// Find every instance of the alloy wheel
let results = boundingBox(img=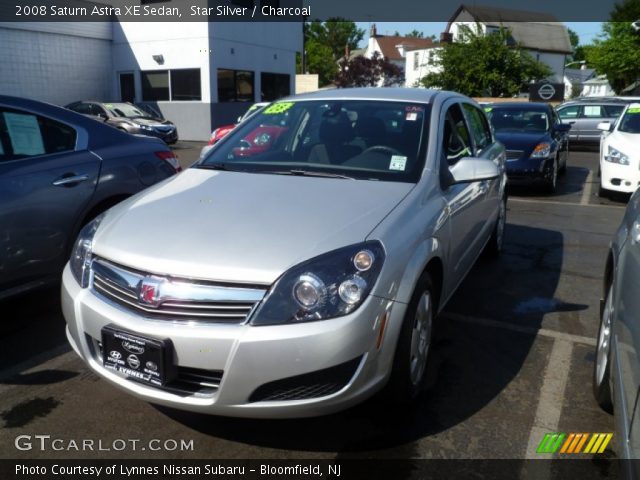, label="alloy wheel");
[409,291,432,386]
